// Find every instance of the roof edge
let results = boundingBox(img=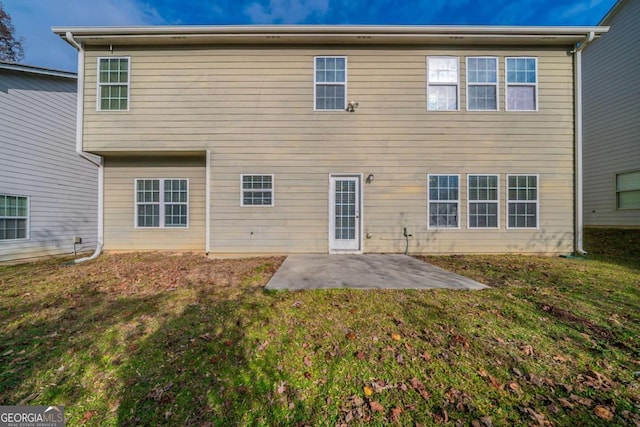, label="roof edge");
[0,61,76,79]
[51,24,609,37]
[599,0,629,25]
